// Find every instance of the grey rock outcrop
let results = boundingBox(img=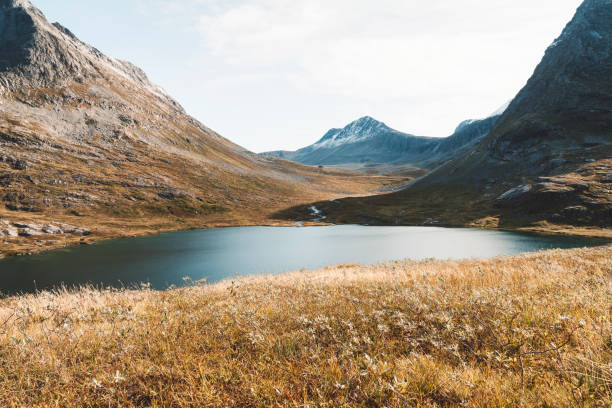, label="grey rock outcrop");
[0,219,90,237]
[0,219,18,236]
[42,224,62,234]
[18,227,41,237]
